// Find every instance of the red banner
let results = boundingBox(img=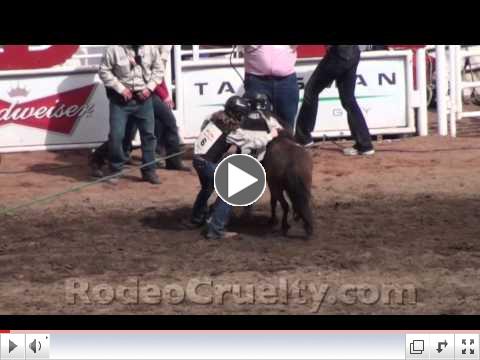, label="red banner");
[297,45,328,58]
[0,45,80,70]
